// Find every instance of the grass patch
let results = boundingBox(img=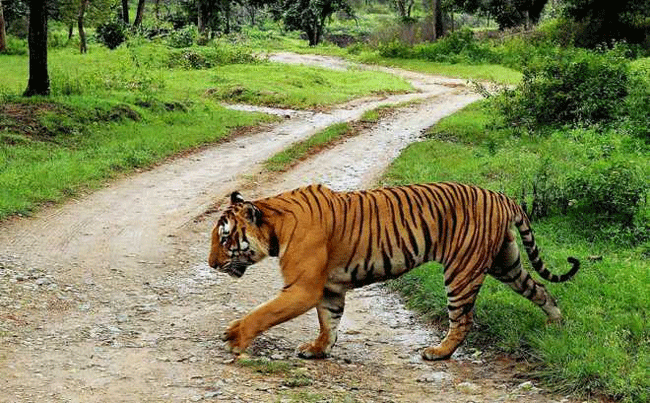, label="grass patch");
[202,63,411,109]
[264,122,352,172]
[353,54,522,85]
[238,358,314,389]
[238,357,294,375]
[0,98,272,220]
[0,41,413,220]
[383,100,649,402]
[264,104,398,173]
